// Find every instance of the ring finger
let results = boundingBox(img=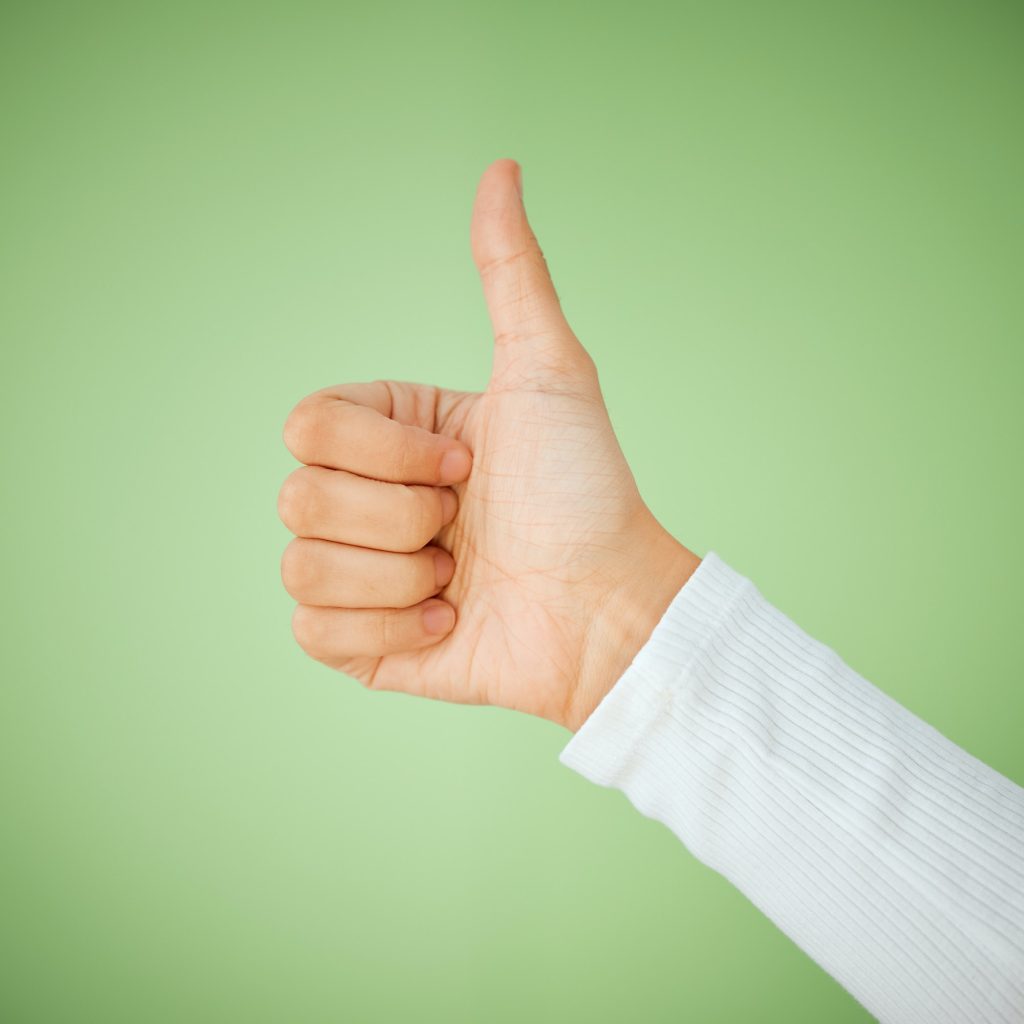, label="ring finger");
[281,537,455,608]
